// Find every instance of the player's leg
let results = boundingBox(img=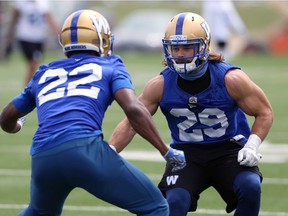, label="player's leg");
[109,161,169,216]
[233,171,261,216]
[26,58,39,84]
[210,142,262,215]
[72,137,169,216]
[166,188,191,216]
[18,40,43,84]
[158,160,209,216]
[17,150,74,216]
[26,42,43,84]
[159,143,217,216]
[217,40,231,61]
